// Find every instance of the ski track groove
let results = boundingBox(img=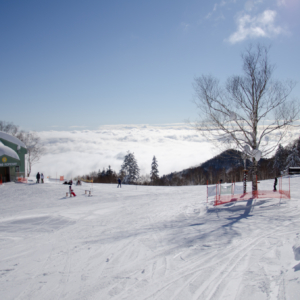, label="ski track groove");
[10,201,109,300]
[55,235,72,300]
[138,220,297,300]
[191,226,296,300]
[14,240,56,300]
